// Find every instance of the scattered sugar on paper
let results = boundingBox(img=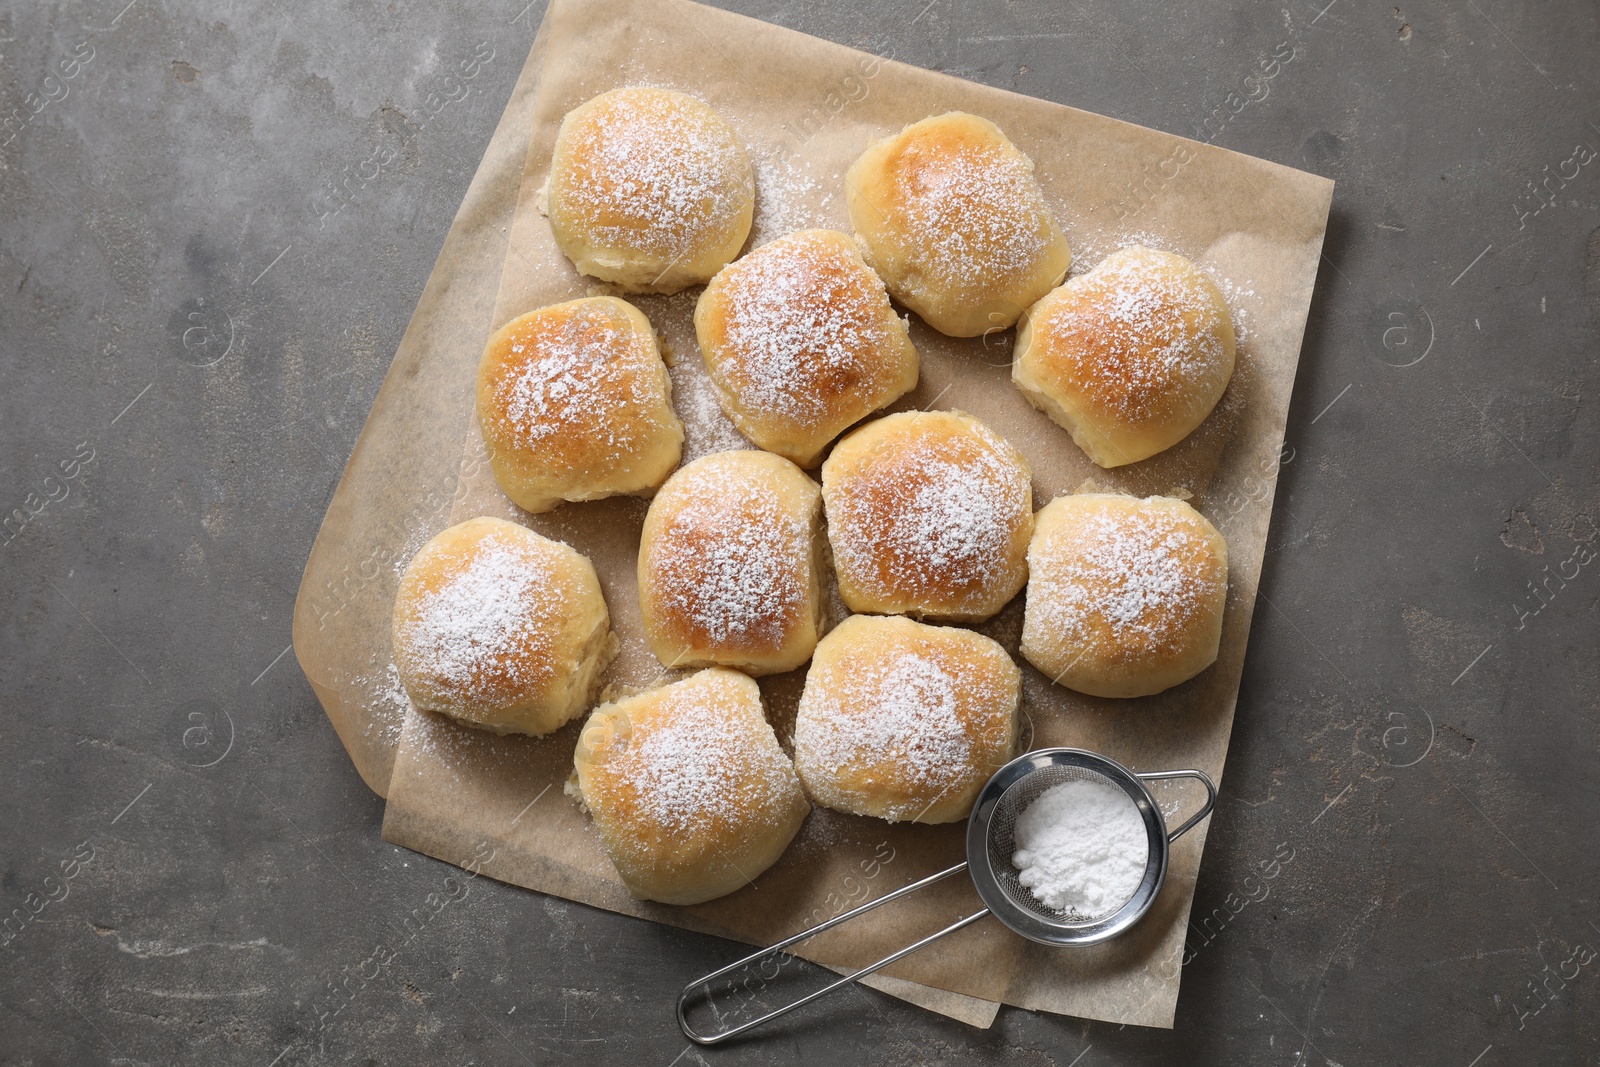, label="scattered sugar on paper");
[358,661,413,748]
[403,705,534,783]
[1209,271,1254,345]
[670,359,752,461]
[1011,777,1148,918]
[752,151,824,242]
